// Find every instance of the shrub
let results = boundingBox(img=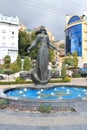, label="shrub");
[0,69,4,74]
[3,55,11,69]
[10,63,20,73]
[72,73,81,78]
[3,69,14,75]
[38,104,53,113]
[62,77,71,82]
[15,77,25,83]
[0,99,9,109]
